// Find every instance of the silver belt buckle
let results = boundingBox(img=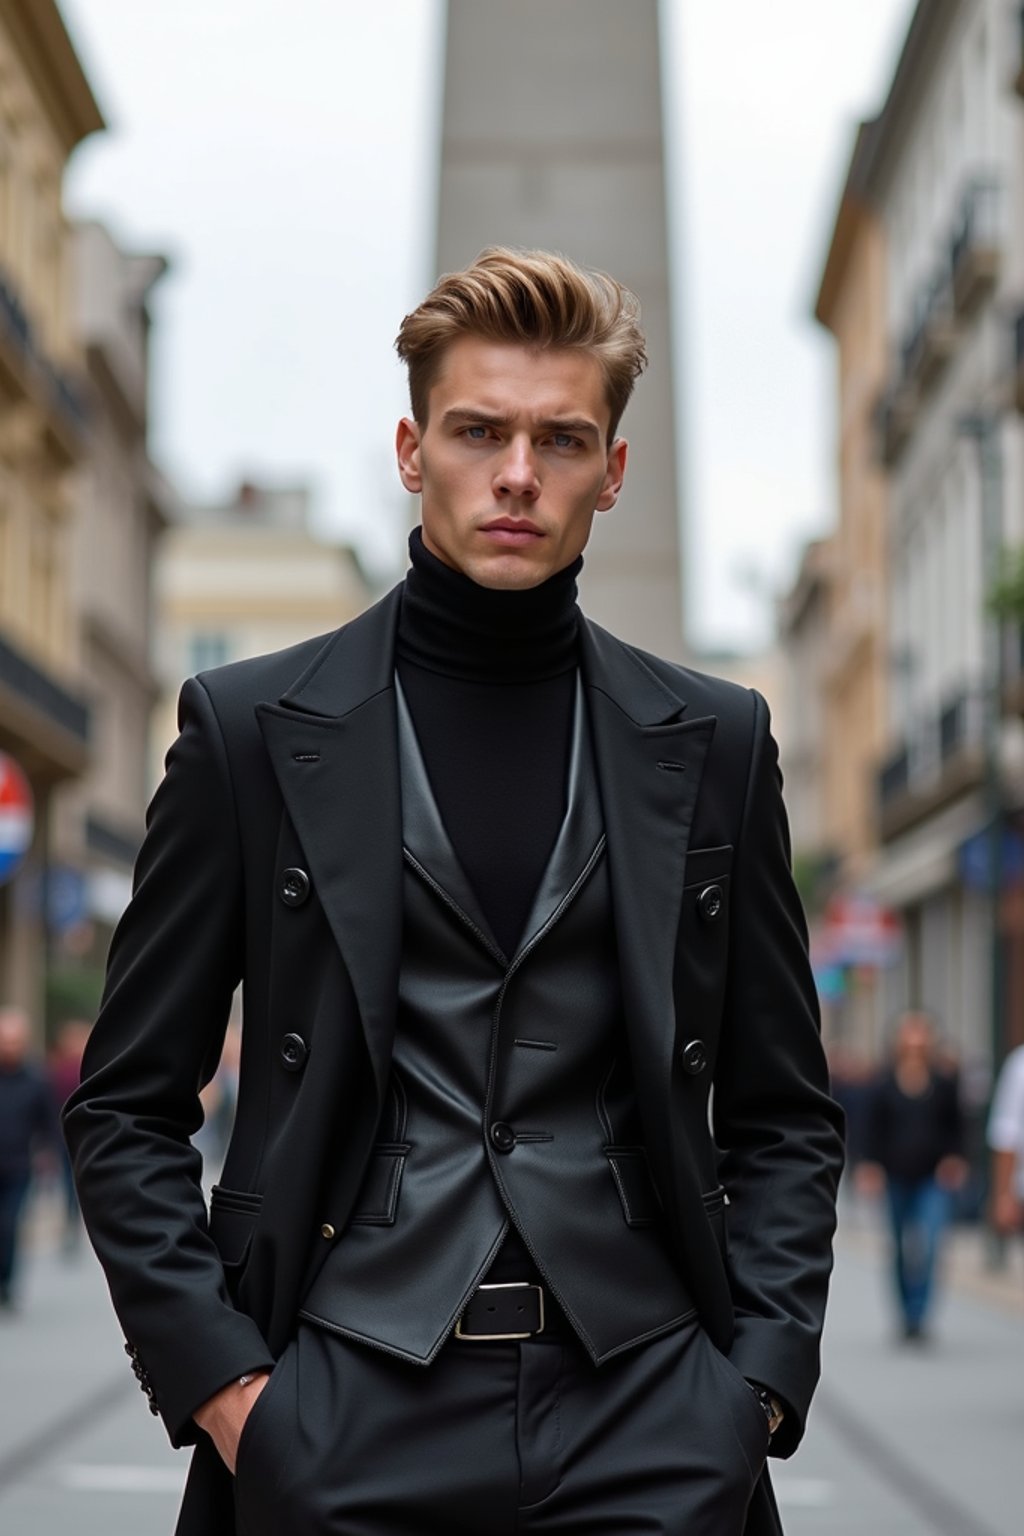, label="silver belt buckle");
[454,1281,545,1341]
